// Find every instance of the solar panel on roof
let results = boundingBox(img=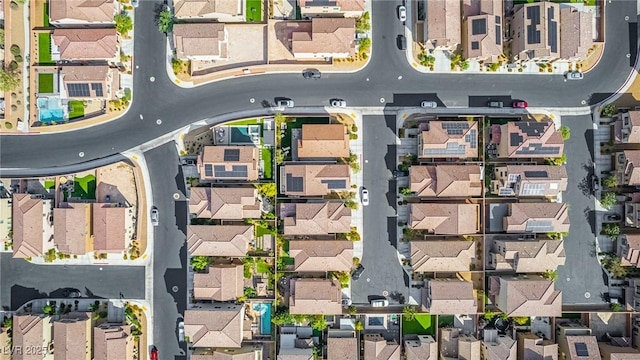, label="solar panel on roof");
[499,188,514,196]
[91,83,103,97]
[471,41,480,50]
[526,6,541,45]
[465,129,477,148]
[525,220,554,232]
[514,144,561,156]
[471,18,486,35]
[223,148,241,162]
[424,143,467,156]
[495,25,501,45]
[67,83,90,97]
[517,122,549,137]
[320,180,346,190]
[213,164,248,178]
[524,171,548,178]
[574,343,589,357]
[521,183,546,196]
[548,6,558,53]
[204,164,213,177]
[286,173,304,192]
